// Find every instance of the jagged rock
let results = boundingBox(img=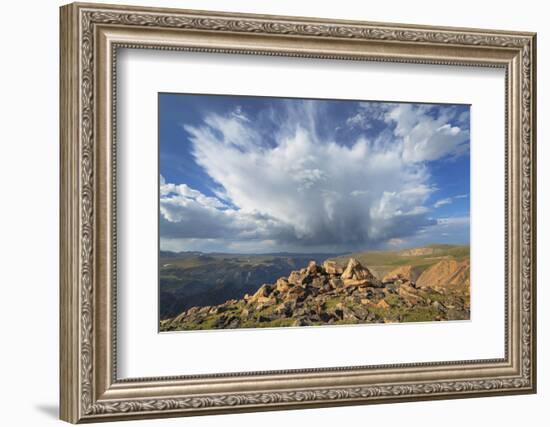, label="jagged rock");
[275,277,290,292]
[323,260,343,275]
[274,303,291,317]
[432,301,447,312]
[209,306,229,315]
[376,299,390,309]
[224,316,240,328]
[248,284,273,303]
[398,284,423,305]
[287,270,304,285]
[306,260,322,275]
[341,258,382,287]
[366,312,378,322]
[342,278,371,288]
[352,306,369,321]
[306,287,320,298]
[329,277,344,288]
[309,276,327,288]
[319,311,332,322]
[283,286,306,302]
[214,316,227,328]
[343,307,359,321]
